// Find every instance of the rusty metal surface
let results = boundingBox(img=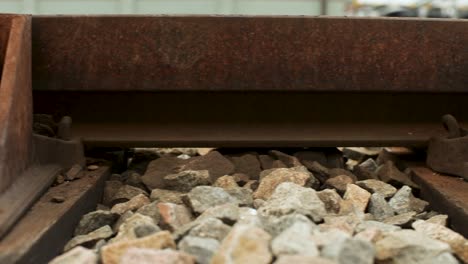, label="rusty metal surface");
[32,16,468,92]
[0,15,32,193]
[0,165,110,264]
[410,166,468,237]
[33,91,468,147]
[427,115,468,180]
